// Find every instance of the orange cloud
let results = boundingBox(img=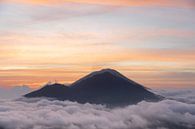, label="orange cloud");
[4,0,195,8]
[0,66,194,88]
